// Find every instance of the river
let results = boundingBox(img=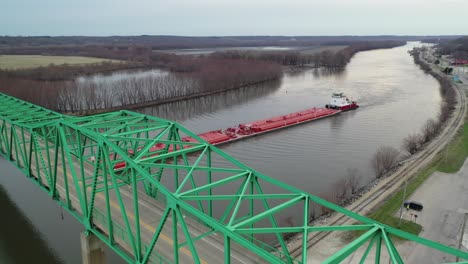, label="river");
[0,42,440,263]
[139,42,441,196]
